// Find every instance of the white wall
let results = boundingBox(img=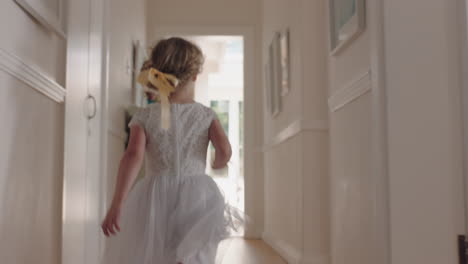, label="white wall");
[146,0,265,238]
[146,0,260,34]
[327,1,466,263]
[262,1,302,257]
[105,0,147,206]
[327,4,375,264]
[0,1,66,264]
[0,2,66,85]
[262,0,329,263]
[384,0,465,263]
